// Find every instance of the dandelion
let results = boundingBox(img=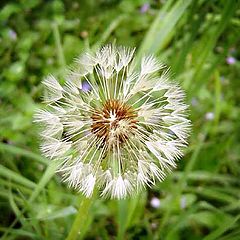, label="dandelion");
[34,44,191,199]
